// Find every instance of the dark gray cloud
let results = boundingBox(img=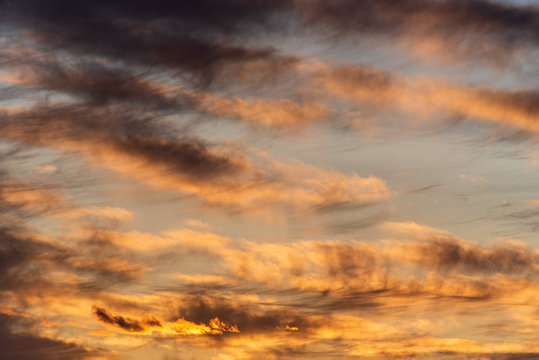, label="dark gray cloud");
[1,0,536,80]
[2,103,246,182]
[412,236,539,275]
[298,0,539,63]
[0,229,55,292]
[17,60,191,110]
[0,314,97,360]
[0,224,147,299]
[318,243,380,280]
[175,295,319,335]
[92,306,148,333]
[0,0,296,87]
